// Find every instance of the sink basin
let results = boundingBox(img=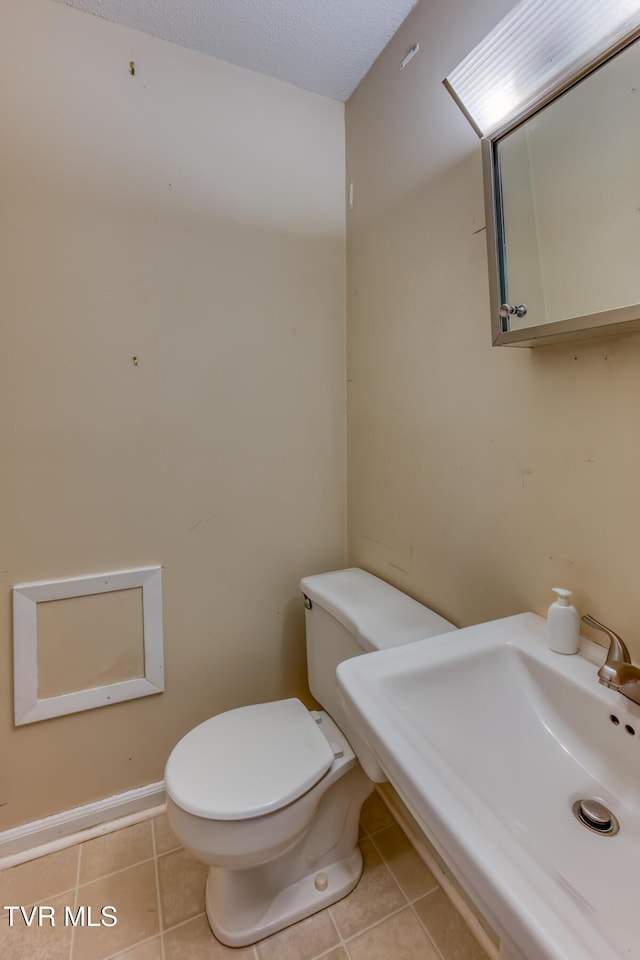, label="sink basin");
[337,613,640,960]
